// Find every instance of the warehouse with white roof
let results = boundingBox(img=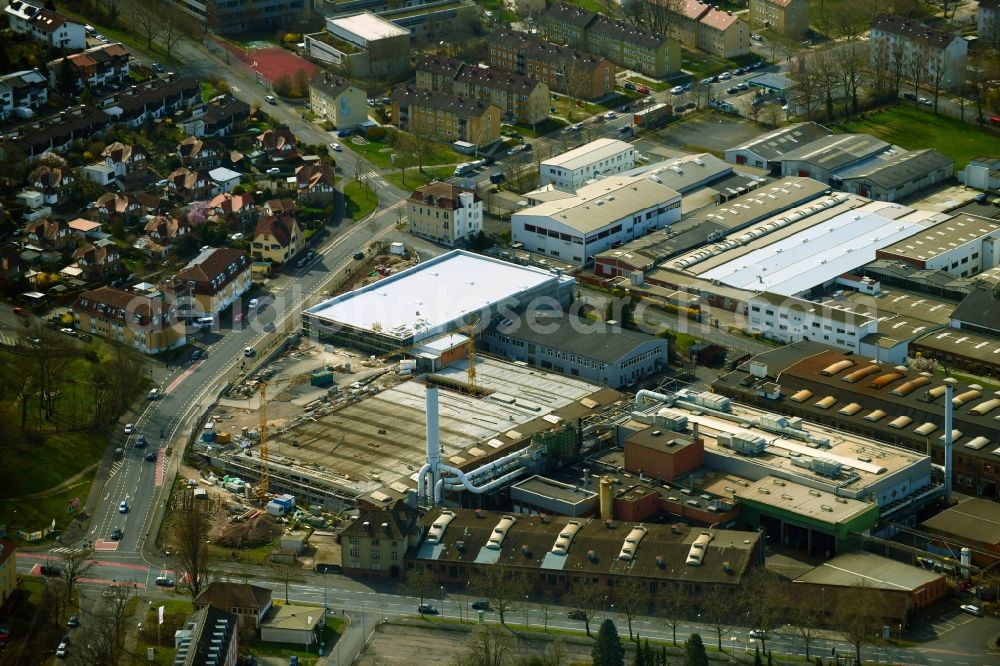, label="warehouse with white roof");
[302,250,574,354]
[512,174,681,266]
[539,138,635,191]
